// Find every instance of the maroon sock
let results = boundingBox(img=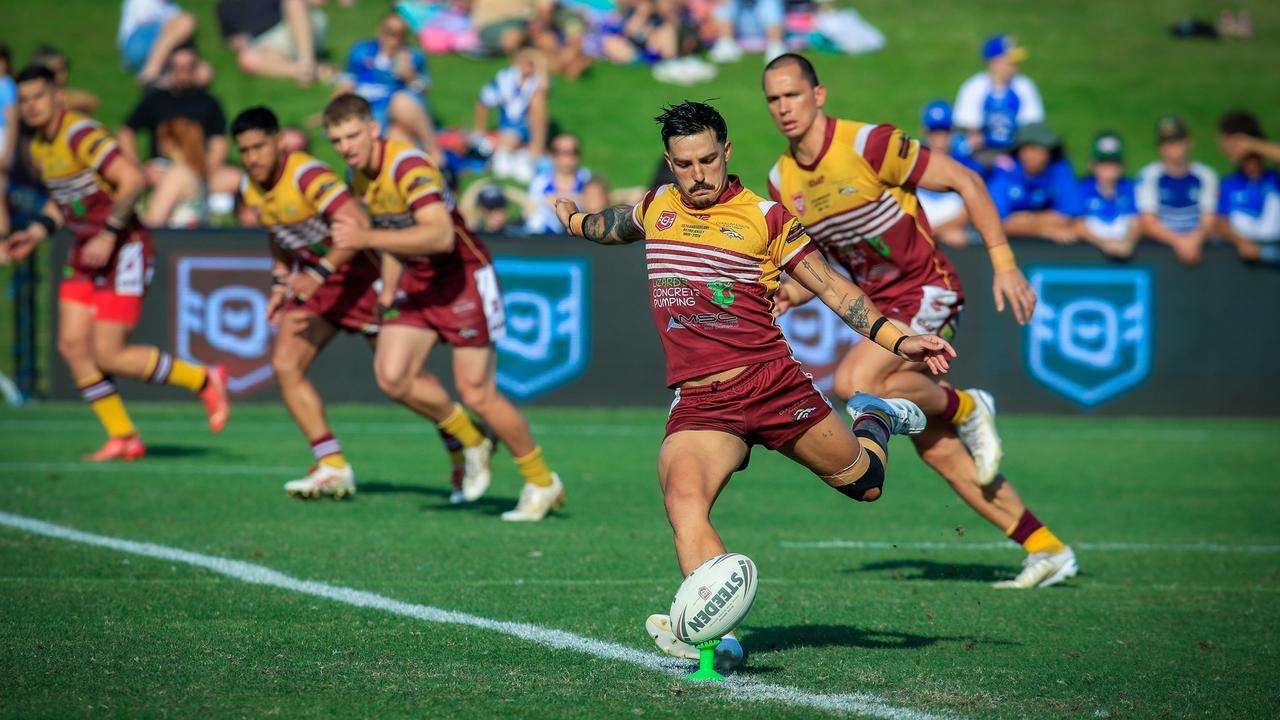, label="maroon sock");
[940,386,960,420]
[1007,509,1044,545]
